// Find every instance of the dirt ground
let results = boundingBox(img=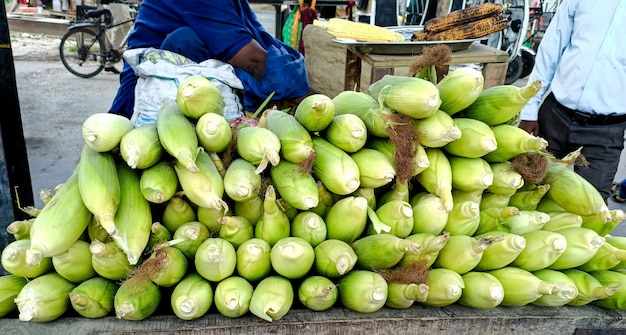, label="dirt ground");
[10,32,120,208]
